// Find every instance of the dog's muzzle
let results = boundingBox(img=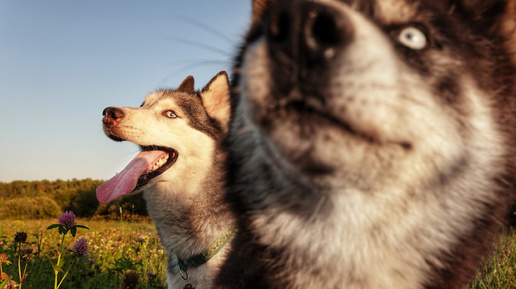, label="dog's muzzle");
[102,106,125,142]
[265,0,353,70]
